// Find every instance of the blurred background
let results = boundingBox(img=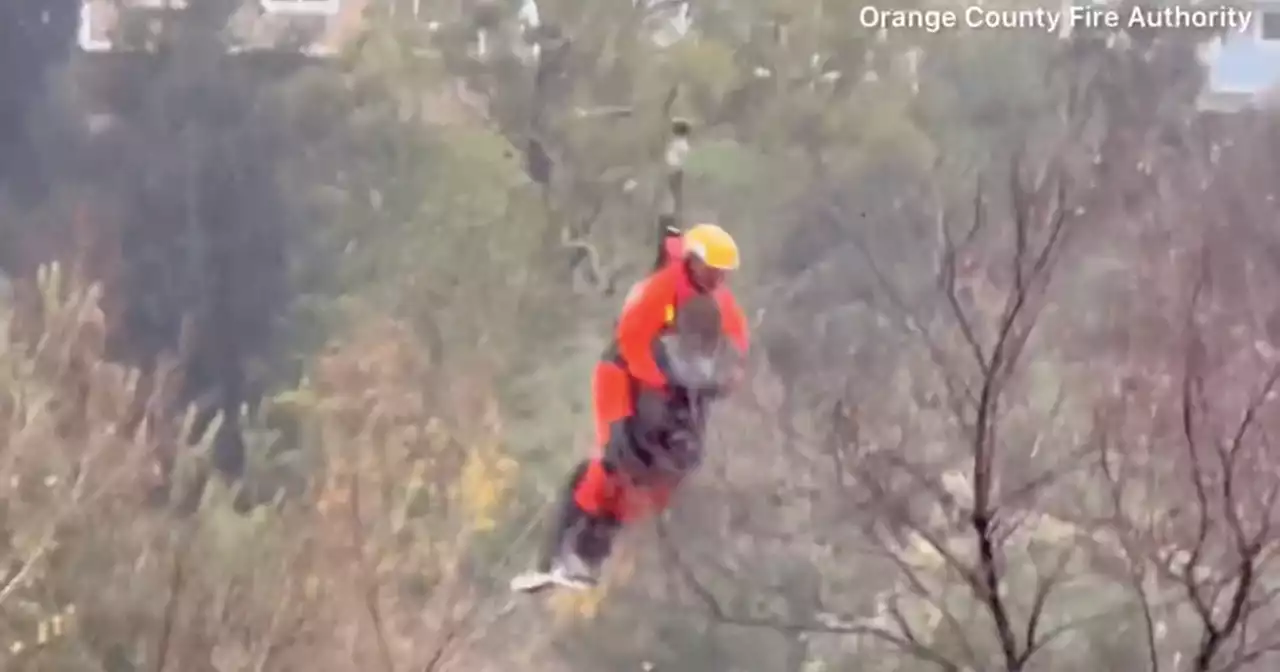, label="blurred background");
[1,1,1280,670]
